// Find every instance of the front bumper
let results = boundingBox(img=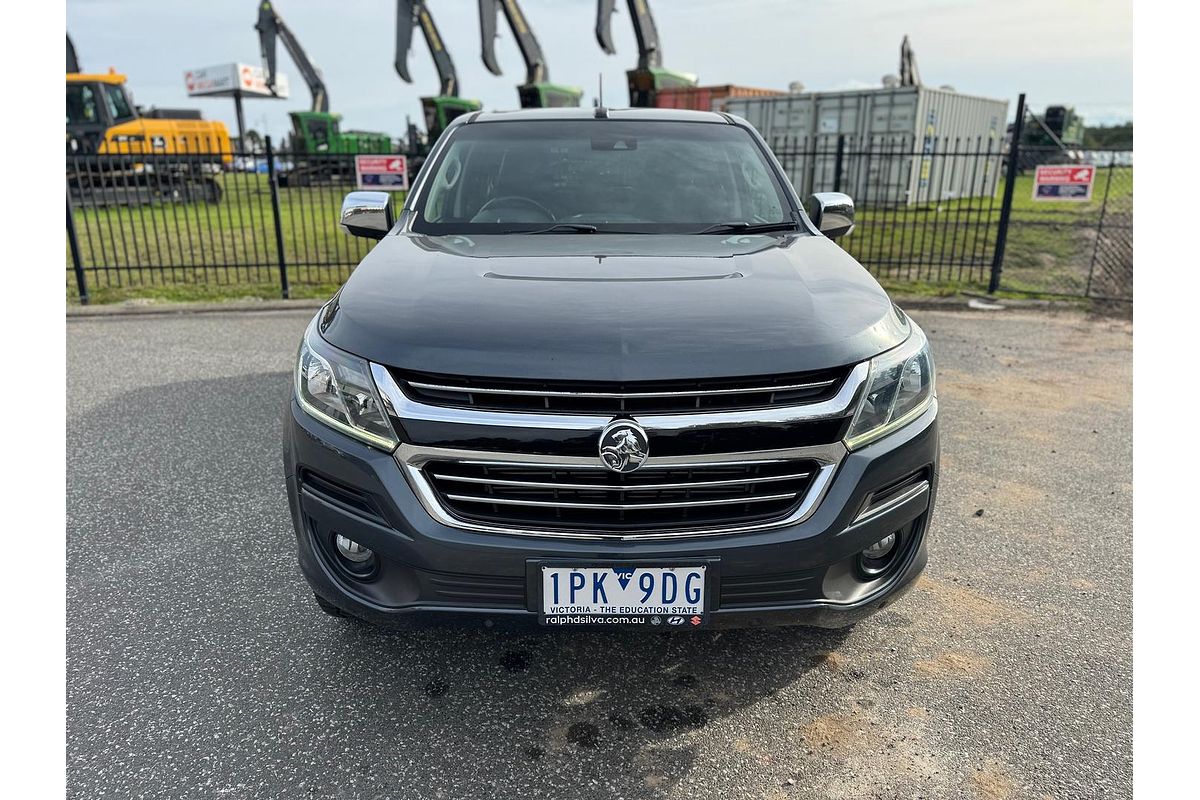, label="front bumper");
[282,399,938,630]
